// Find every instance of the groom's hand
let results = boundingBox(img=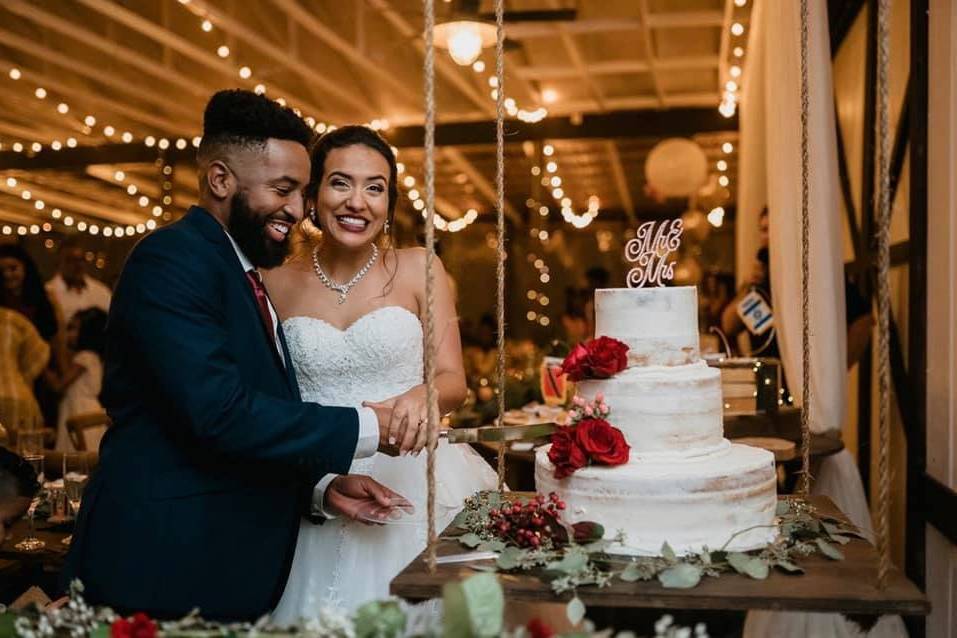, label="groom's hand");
[325,474,402,523]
